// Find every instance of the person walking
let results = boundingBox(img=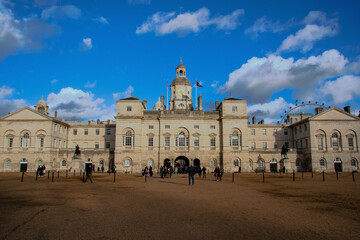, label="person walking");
[188,165,196,185]
[214,166,220,181]
[85,164,93,183]
[202,166,206,179]
[149,166,153,177]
